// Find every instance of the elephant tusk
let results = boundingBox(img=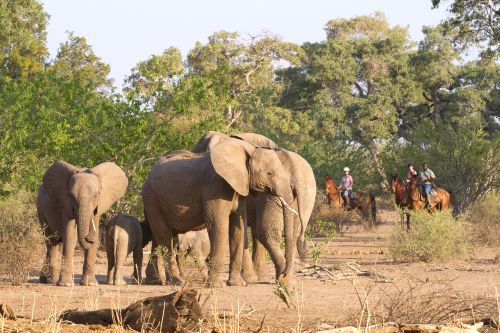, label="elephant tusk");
[278,196,299,216]
[91,218,96,232]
